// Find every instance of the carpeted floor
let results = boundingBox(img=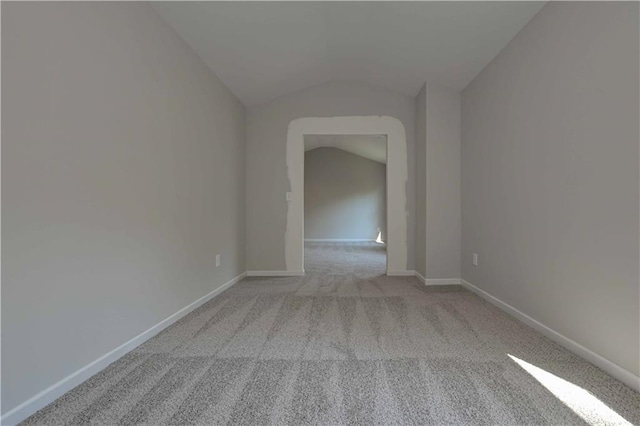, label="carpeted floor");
[22,242,640,425]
